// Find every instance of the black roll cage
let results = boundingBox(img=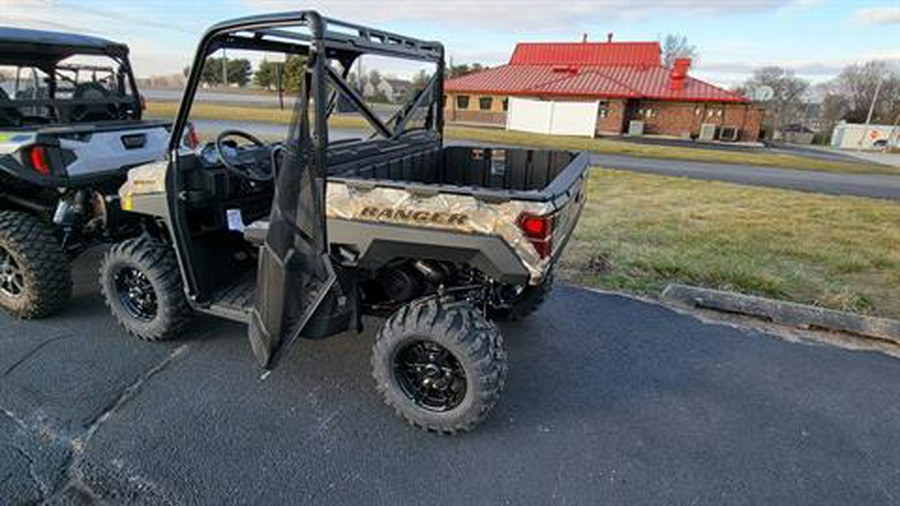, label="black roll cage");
[168,11,446,155]
[1,51,142,124]
[166,11,445,303]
